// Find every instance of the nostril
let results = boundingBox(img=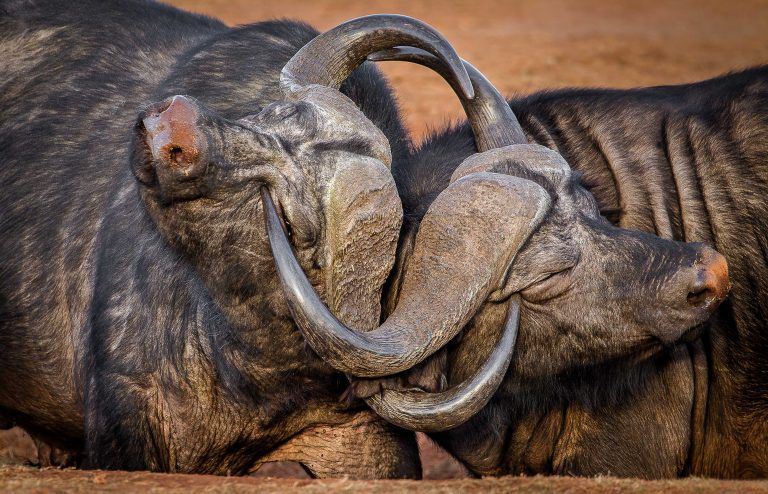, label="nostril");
[685,248,730,310]
[168,146,184,165]
[142,96,203,169]
[687,282,713,307]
